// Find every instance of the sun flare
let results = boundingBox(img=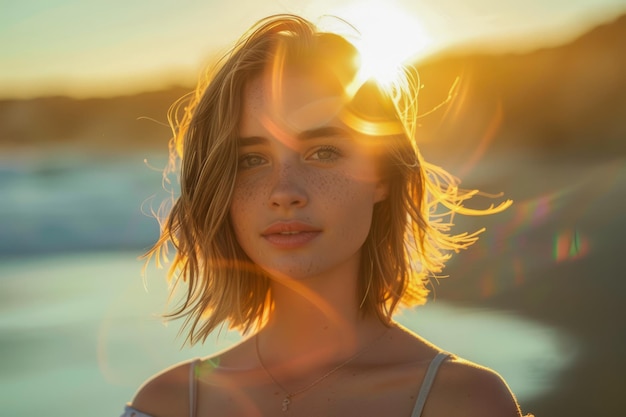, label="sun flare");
[328,1,433,86]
